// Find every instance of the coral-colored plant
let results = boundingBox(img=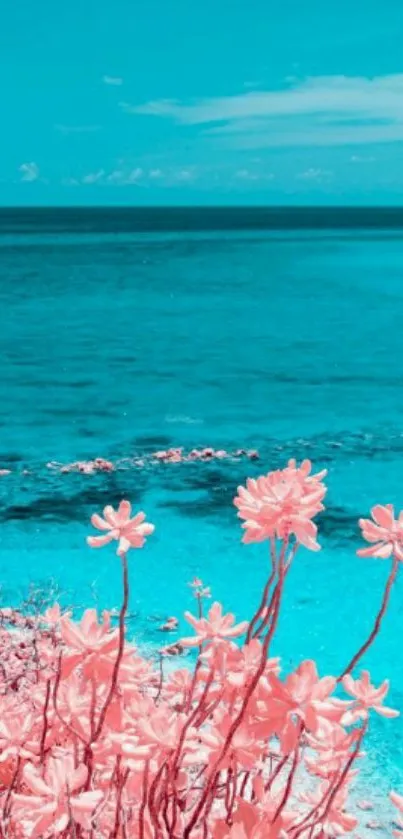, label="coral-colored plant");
[0,459,401,837]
